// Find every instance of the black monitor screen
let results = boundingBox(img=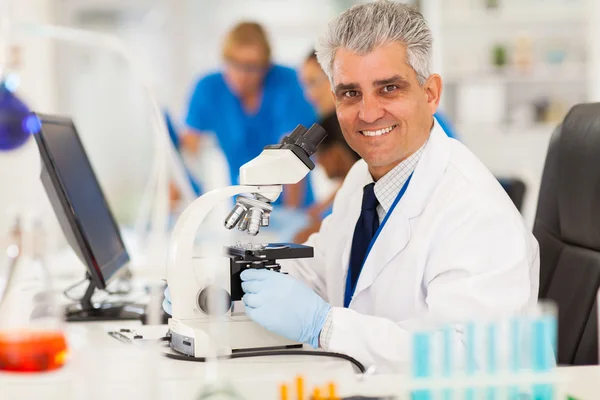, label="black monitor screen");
[34,114,129,289]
